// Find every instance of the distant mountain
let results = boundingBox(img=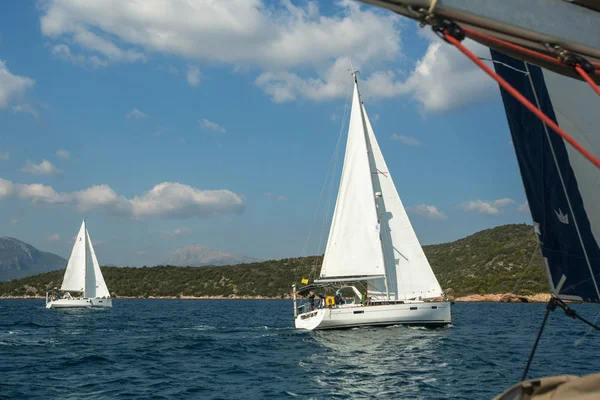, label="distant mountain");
[165,244,259,267]
[0,237,66,282]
